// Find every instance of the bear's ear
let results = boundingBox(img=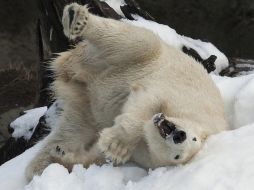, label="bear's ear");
[72,72,91,84]
[130,83,145,92]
